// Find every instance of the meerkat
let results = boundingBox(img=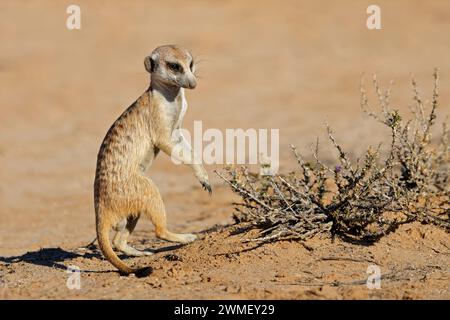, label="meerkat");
[94,45,211,276]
